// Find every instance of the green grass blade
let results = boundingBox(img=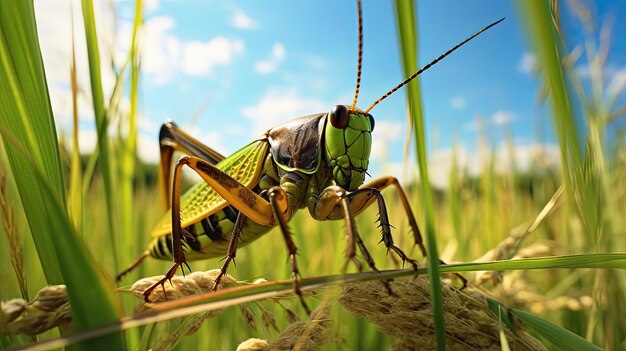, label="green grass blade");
[518,2,625,346]
[517,1,583,192]
[486,298,602,351]
[511,308,602,351]
[81,0,119,273]
[119,0,142,266]
[0,0,64,284]
[68,11,83,232]
[0,1,124,349]
[392,1,445,349]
